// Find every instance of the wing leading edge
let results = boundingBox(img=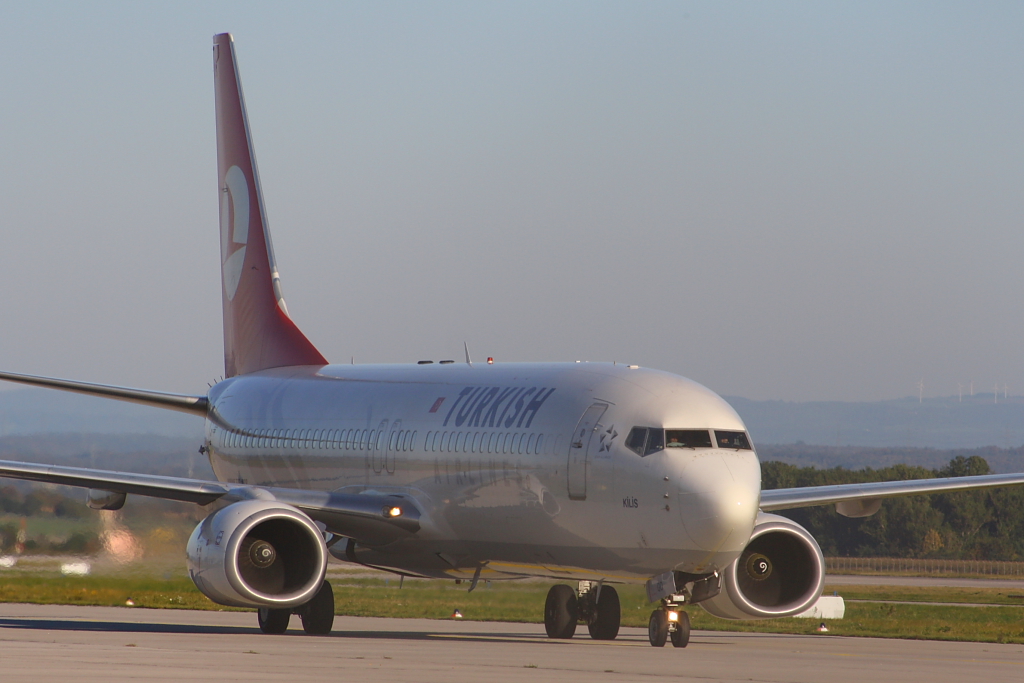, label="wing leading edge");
[0,370,208,416]
[0,460,420,542]
[761,470,1024,515]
